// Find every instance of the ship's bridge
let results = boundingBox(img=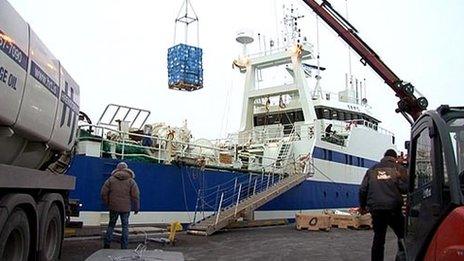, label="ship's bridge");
[234,42,317,133]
